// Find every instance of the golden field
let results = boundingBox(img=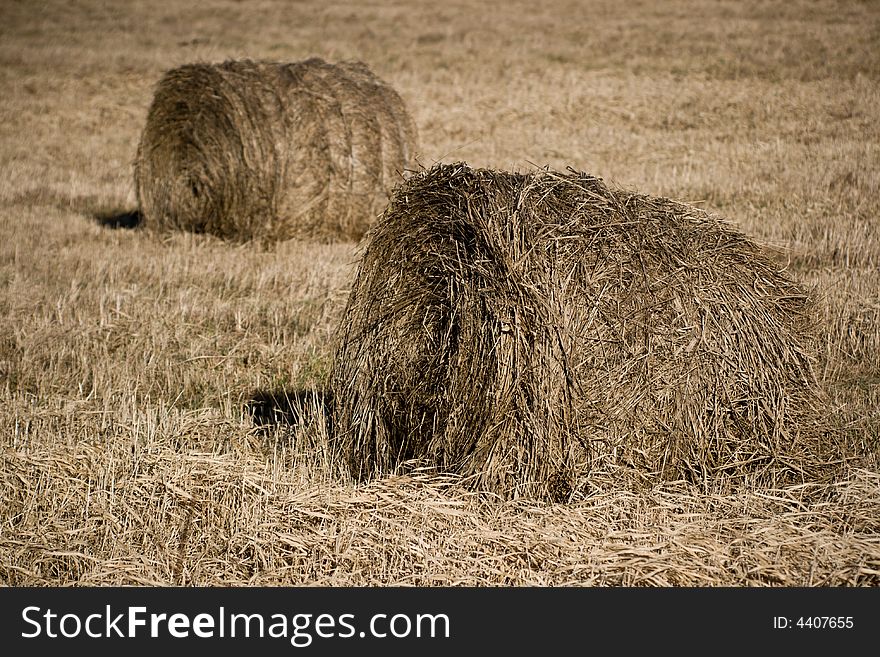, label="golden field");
[1,0,878,585]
